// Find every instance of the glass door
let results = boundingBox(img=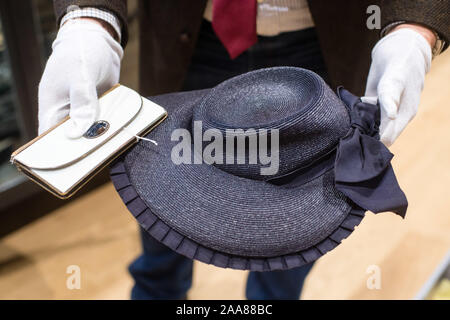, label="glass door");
[0,0,55,210]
